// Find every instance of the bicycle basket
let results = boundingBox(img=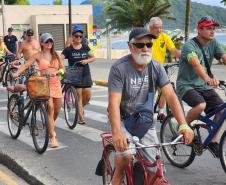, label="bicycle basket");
[27,76,50,100]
